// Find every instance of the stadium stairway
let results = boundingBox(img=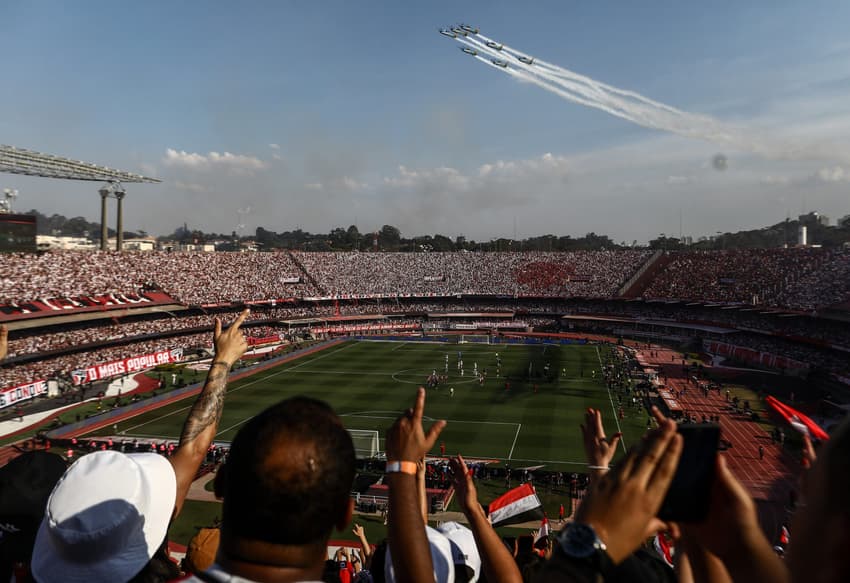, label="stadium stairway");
[617,250,671,298]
